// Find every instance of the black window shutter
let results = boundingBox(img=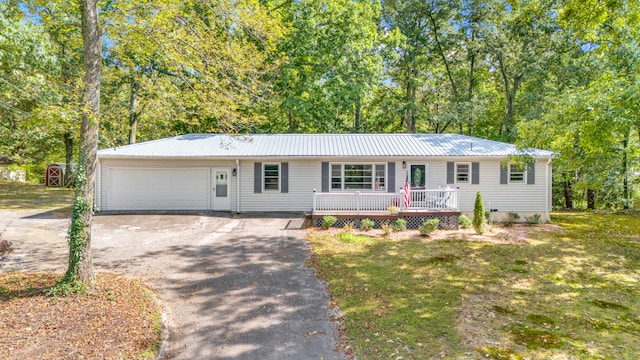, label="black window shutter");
[387,162,395,192]
[472,162,480,184]
[527,162,535,185]
[446,162,454,184]
[254,162,262,193]
[281,162,289,193]
[500,164,508,184]
[321,162,329,192]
